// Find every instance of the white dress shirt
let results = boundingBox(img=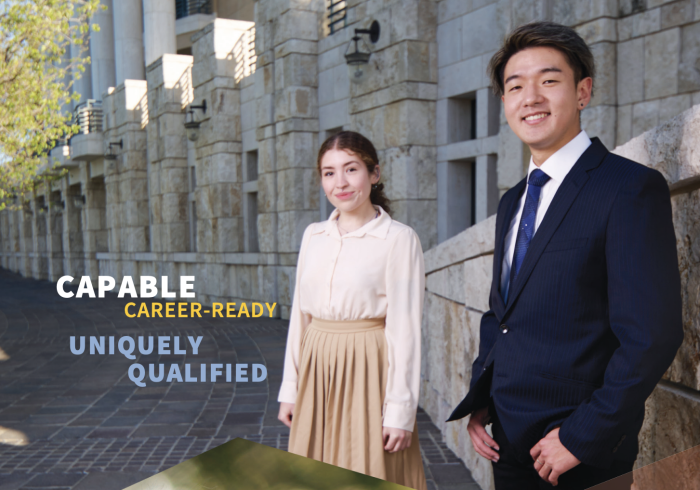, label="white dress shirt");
[500,131,592,301]
[278,206,425,432]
